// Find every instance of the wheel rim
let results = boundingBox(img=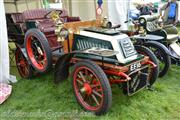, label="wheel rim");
[73,66,104,111]
[15,48,31,78]
[26,35,47,70]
